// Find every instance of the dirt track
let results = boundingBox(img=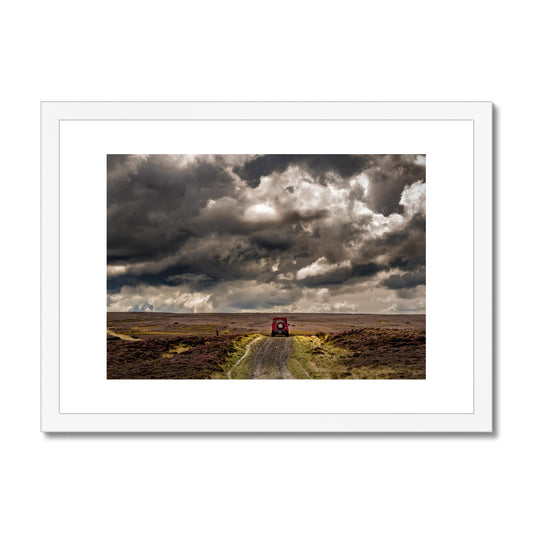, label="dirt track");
[248,337,294,379]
